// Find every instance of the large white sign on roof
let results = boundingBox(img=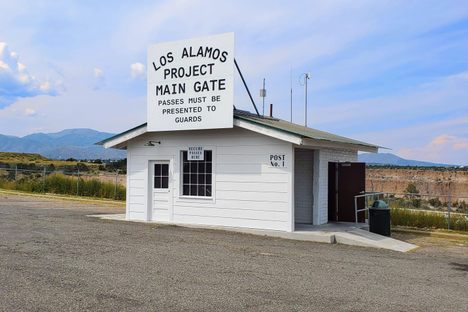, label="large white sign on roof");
[147,33,234,131]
